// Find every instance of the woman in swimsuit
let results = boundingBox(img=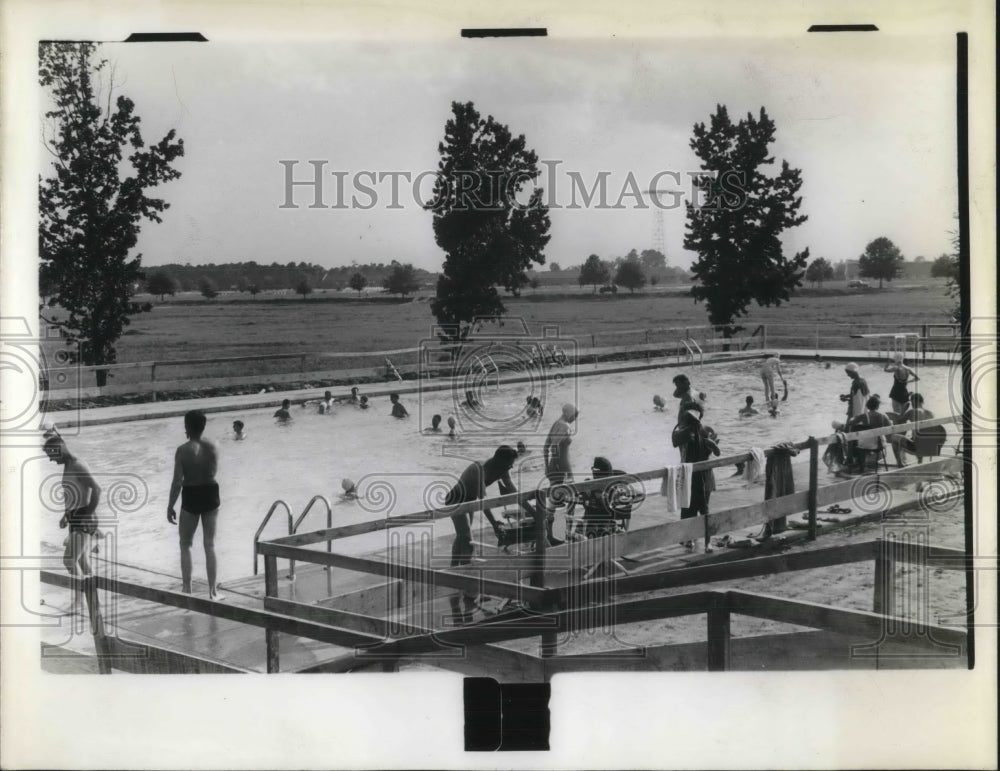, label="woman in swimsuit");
[884,352,919,415]
[758,356,785,402]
